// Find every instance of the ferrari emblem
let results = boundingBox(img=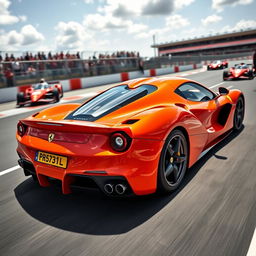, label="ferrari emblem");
[48,133,55,142]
